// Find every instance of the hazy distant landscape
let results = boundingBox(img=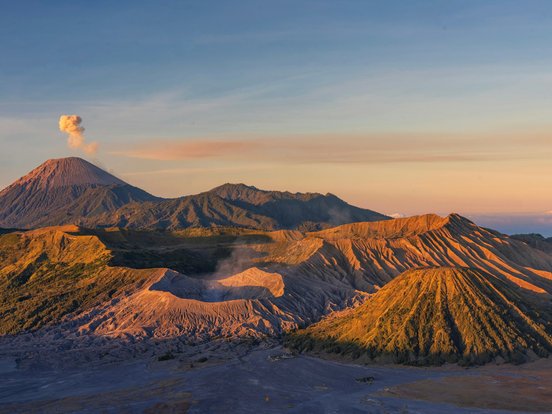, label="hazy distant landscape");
[2,2,552,413]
